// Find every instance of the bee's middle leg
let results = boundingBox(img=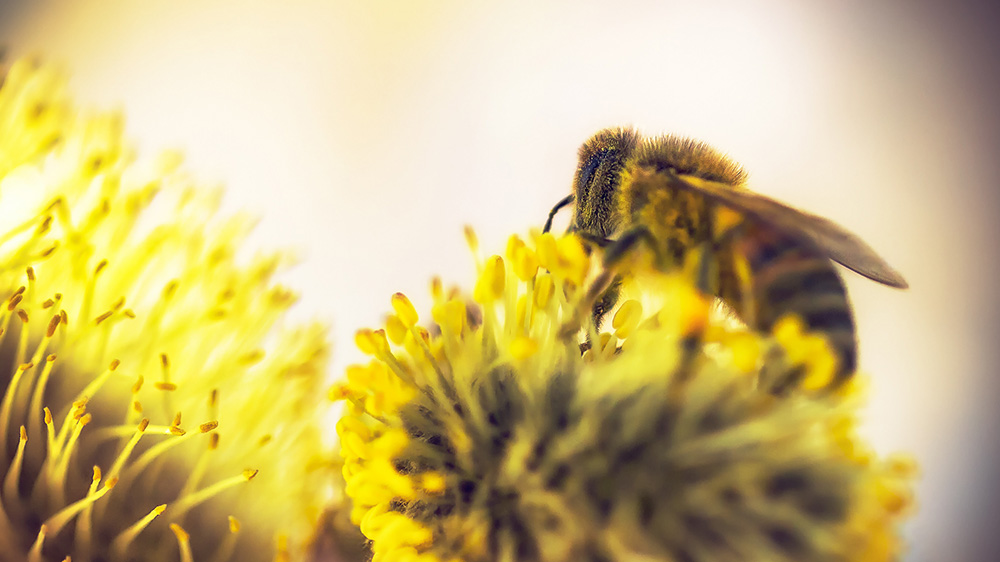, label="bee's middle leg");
[600,225,661,268]
[584,225,660,330]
